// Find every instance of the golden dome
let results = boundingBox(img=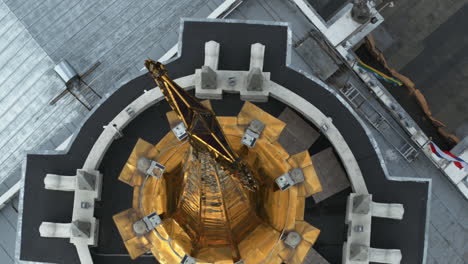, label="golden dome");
[114,101,323,263]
